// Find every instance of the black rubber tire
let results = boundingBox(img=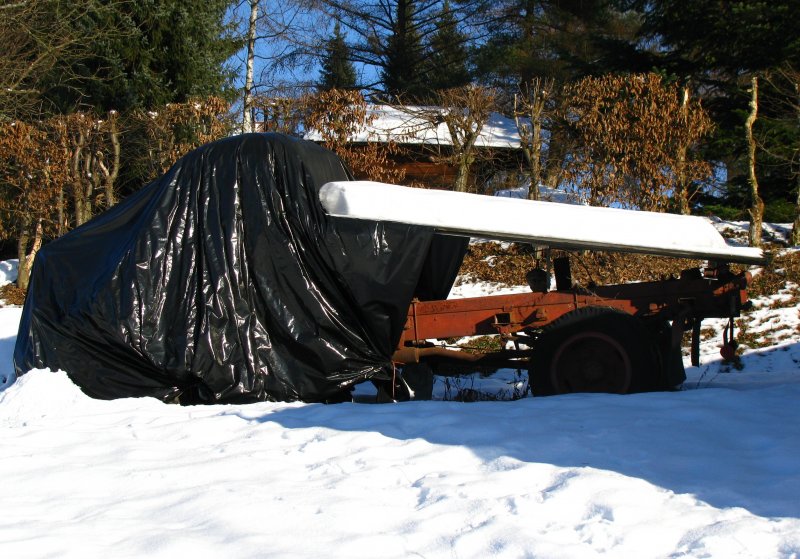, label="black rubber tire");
[530,308,663,397]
